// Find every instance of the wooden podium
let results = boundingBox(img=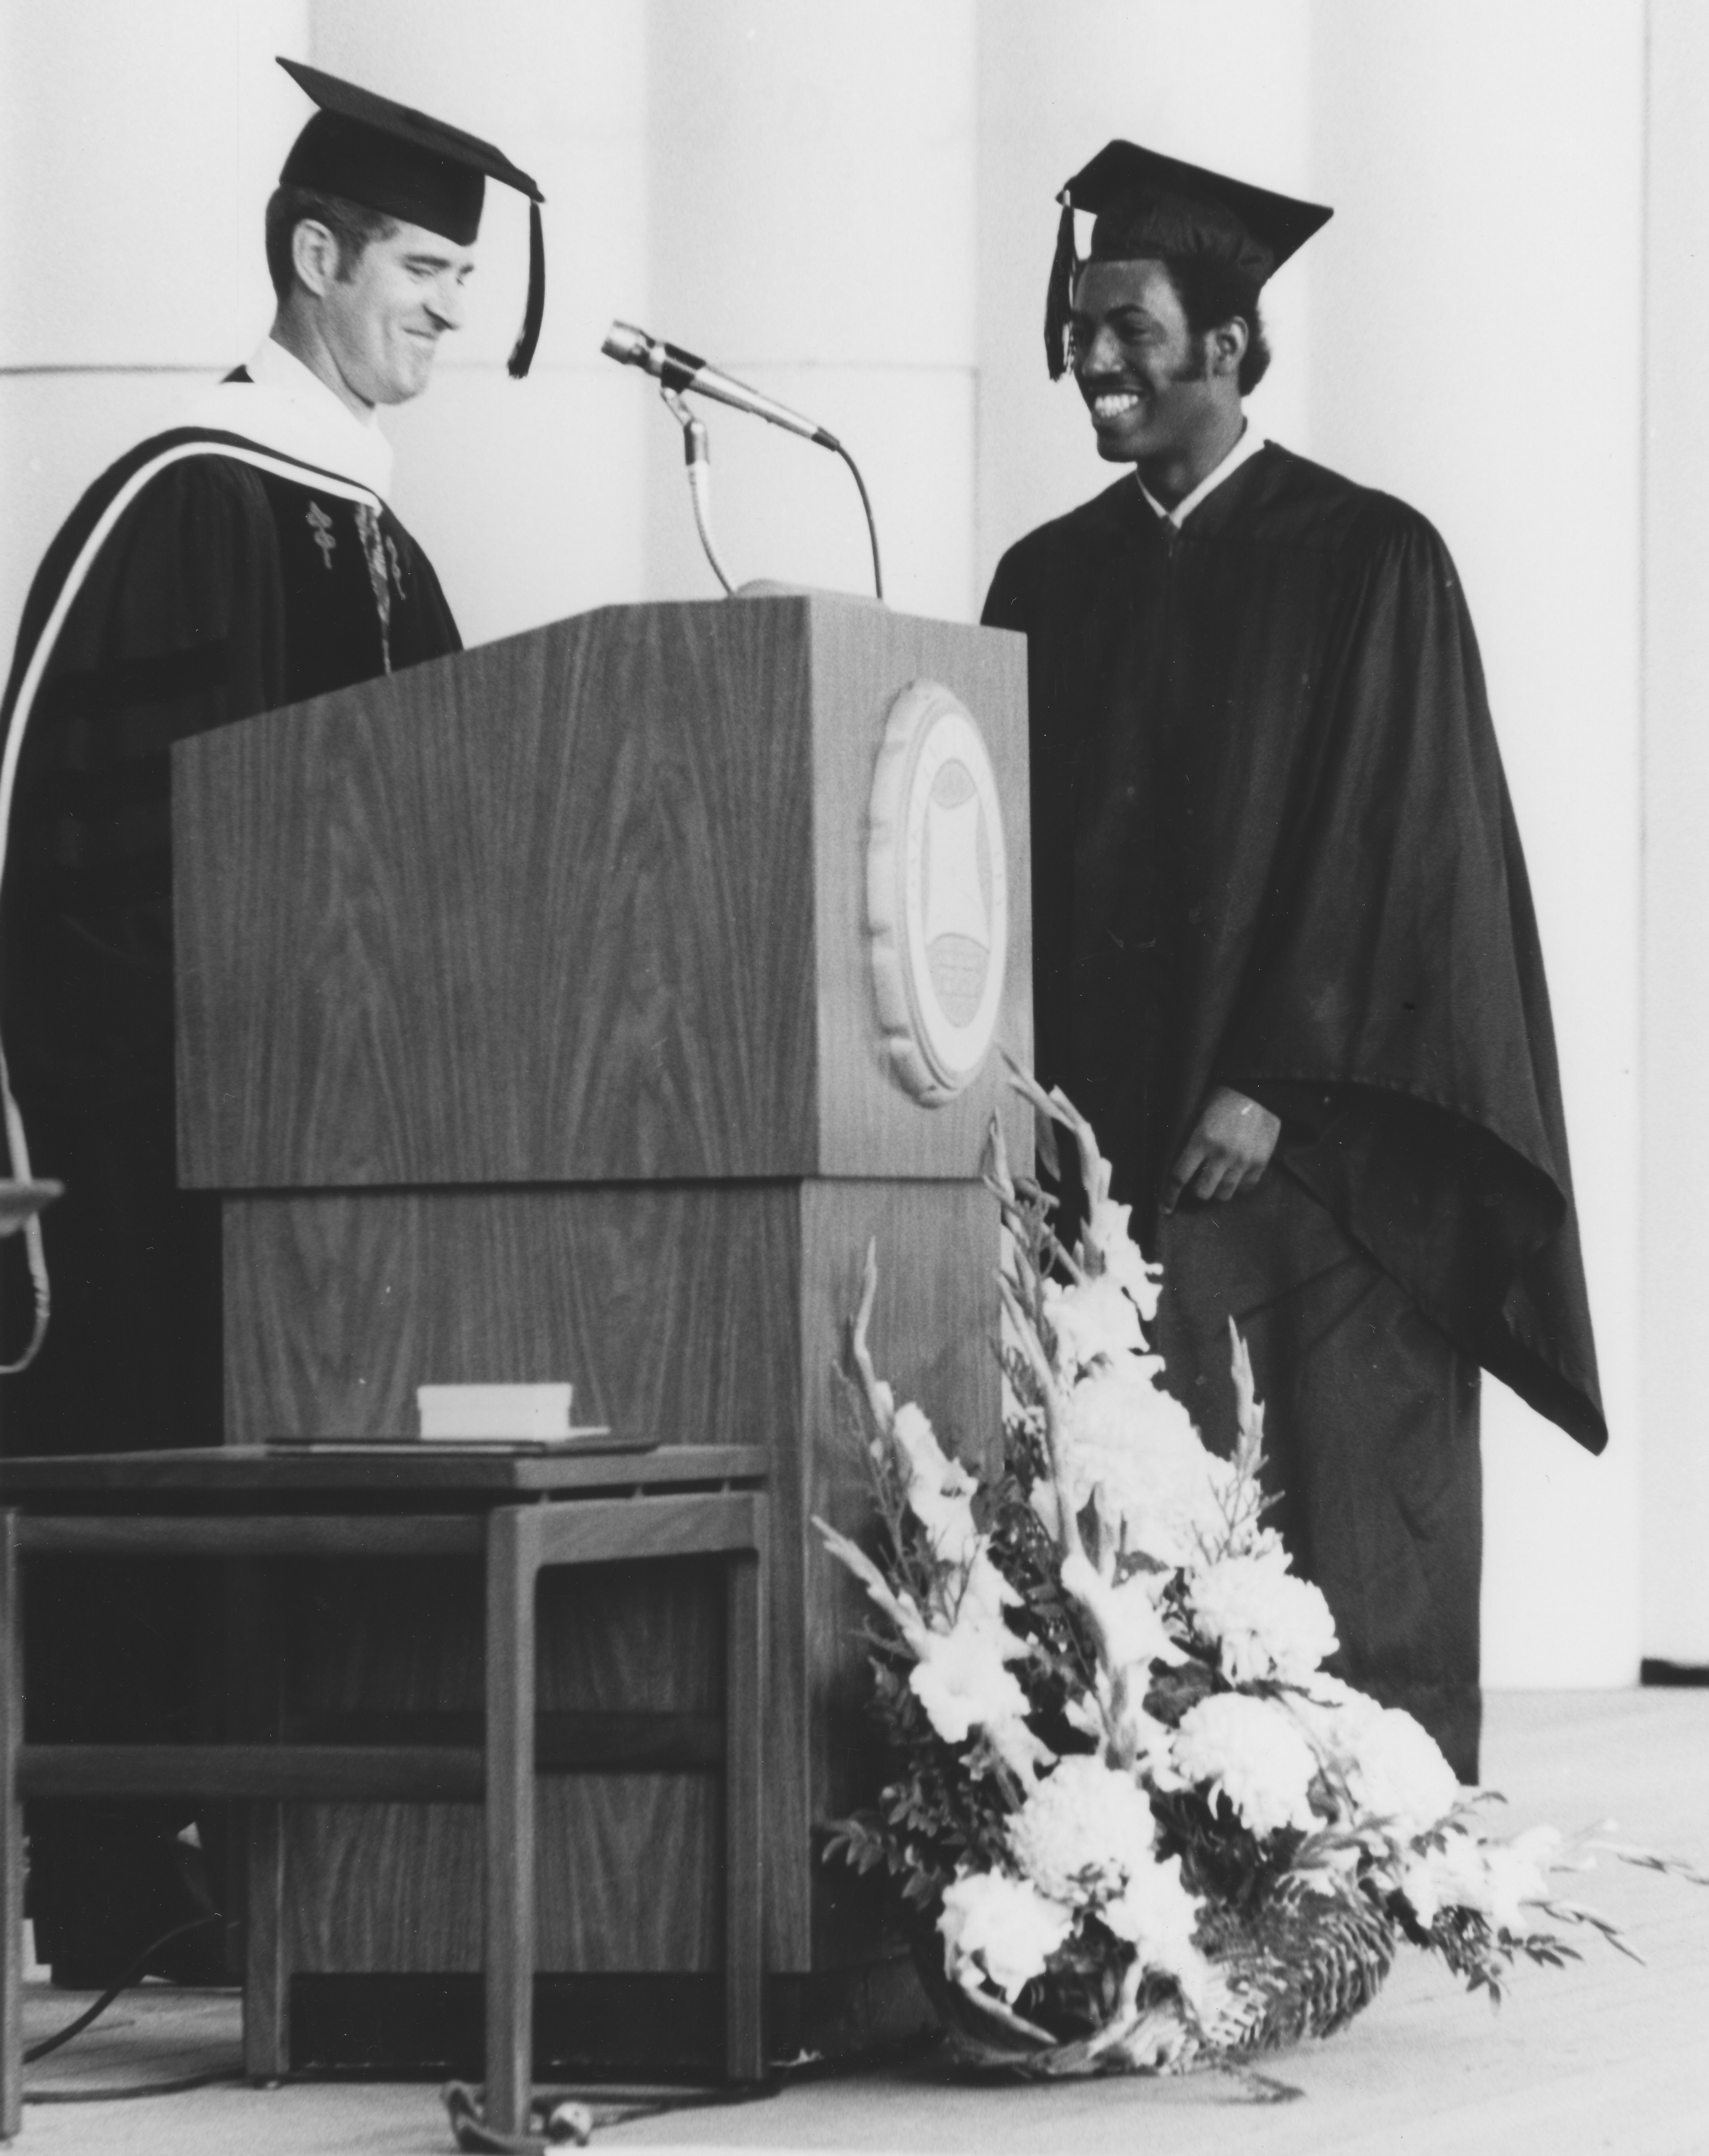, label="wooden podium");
[171,592,1031,2076]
